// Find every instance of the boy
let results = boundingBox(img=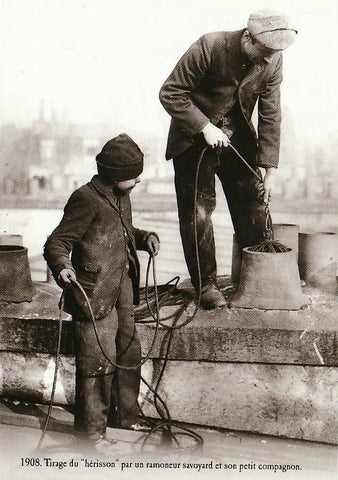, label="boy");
[44,133,160,450]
